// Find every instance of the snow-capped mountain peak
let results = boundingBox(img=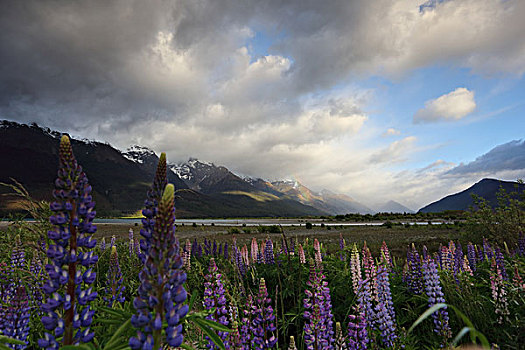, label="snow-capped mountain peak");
[122,145,156,164]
